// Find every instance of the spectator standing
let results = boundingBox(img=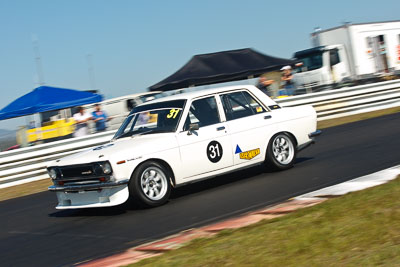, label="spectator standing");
[73,106,92,137]
[92,103,111,132]
[256,76,275,97]
[280,65,294,96]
